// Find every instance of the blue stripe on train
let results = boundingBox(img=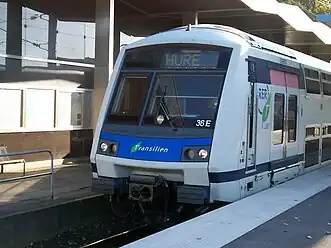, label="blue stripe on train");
[209,153,304,183]
[100,131,212,162]
[99,132,304,182]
